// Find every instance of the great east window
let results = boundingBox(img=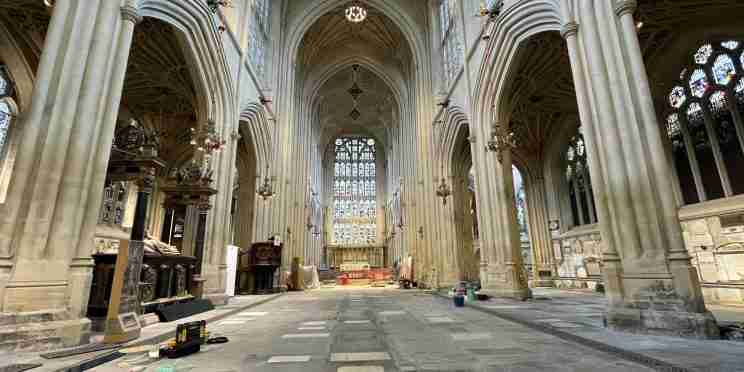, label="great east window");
[666,40,744,205]
[332,137,377,245]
